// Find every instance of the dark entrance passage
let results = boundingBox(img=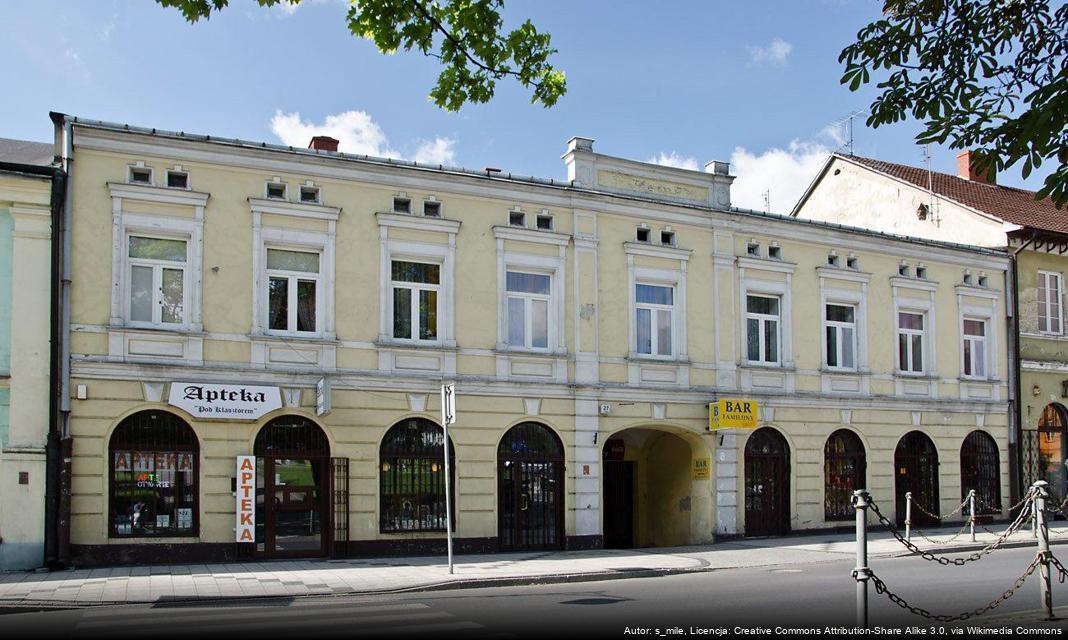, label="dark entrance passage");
[895,431,940,527]
[255,416,331,558]
[497,422,564,551]
[602,460,634,548]
[744,428,790,537]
